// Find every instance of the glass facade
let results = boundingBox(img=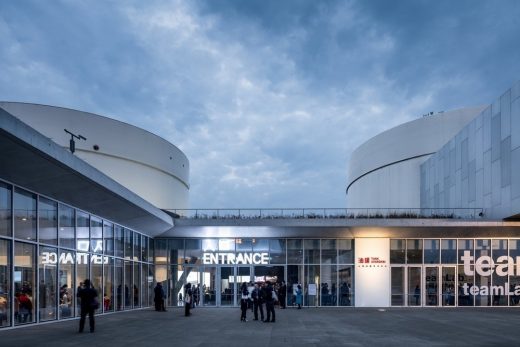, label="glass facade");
[0,179,154,329]
[156,237,355,308]
[391,238,520,307]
